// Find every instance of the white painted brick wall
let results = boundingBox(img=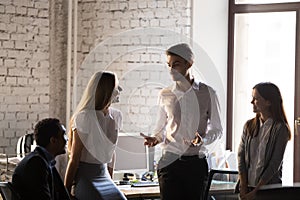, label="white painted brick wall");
[0,0,49,154]
[0,0,192,154]
[75,0,192,134]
